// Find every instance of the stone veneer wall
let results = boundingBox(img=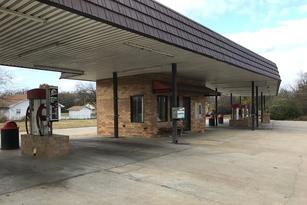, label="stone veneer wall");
[96,73,206,138]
